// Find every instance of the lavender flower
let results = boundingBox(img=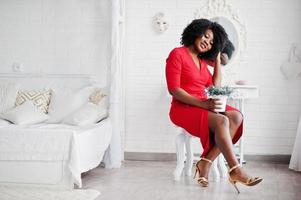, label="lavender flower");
[206,86,233,97]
